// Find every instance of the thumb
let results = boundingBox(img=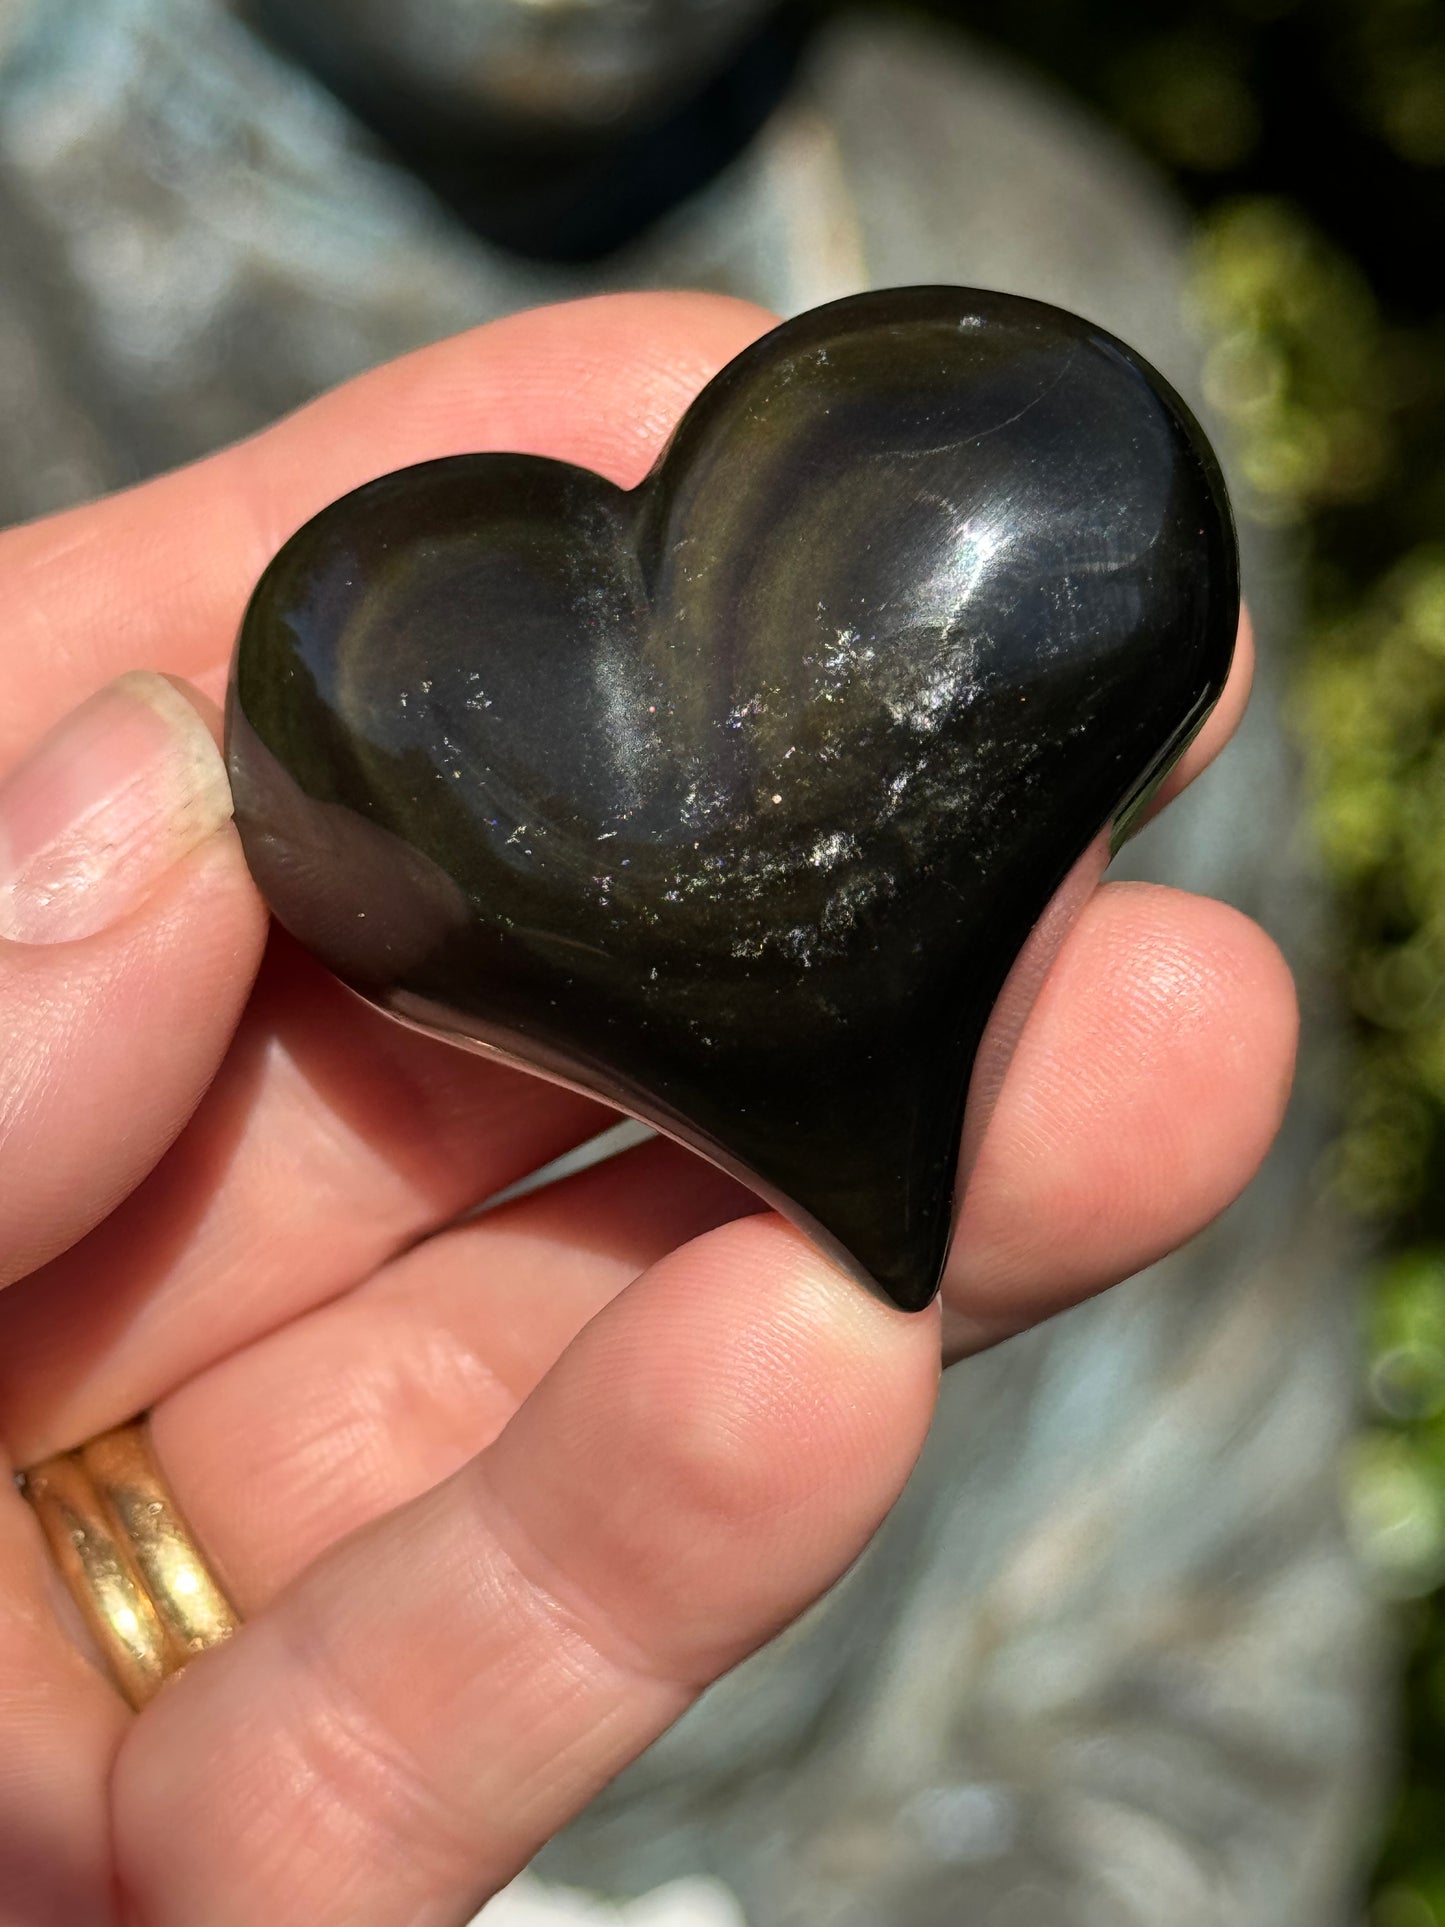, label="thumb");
[0,673,267,1284]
